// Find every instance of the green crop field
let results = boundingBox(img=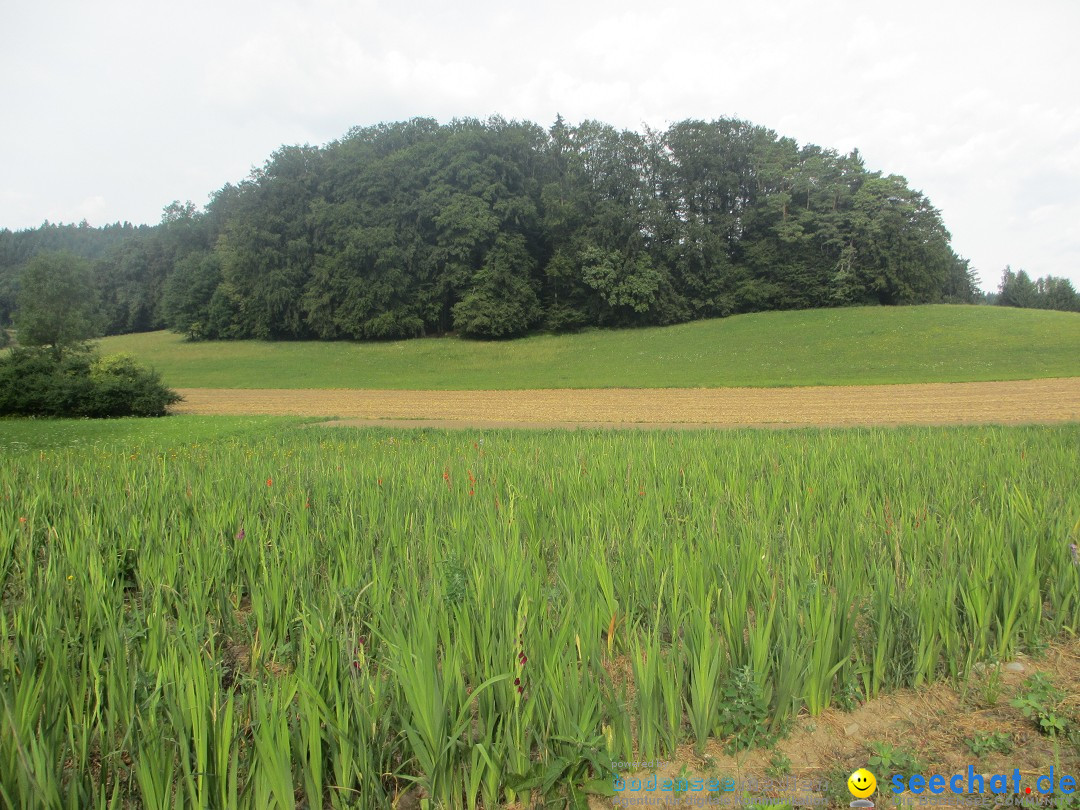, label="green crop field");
[0,415,304,450]
[97,305,1080,390]
[2,418,1078,807]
